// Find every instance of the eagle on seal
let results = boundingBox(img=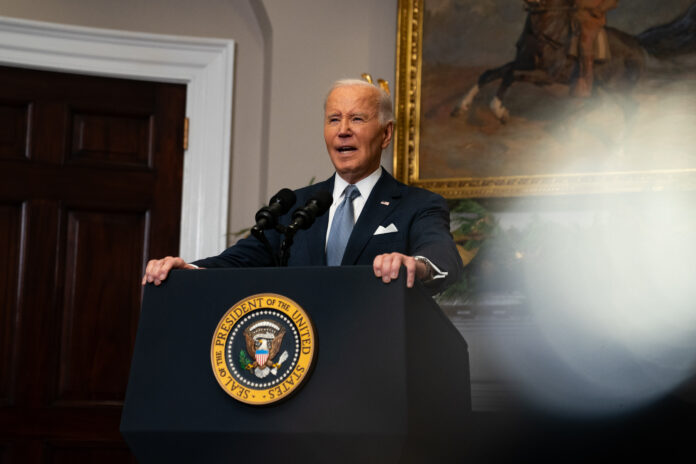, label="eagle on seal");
[243,324,286,370]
